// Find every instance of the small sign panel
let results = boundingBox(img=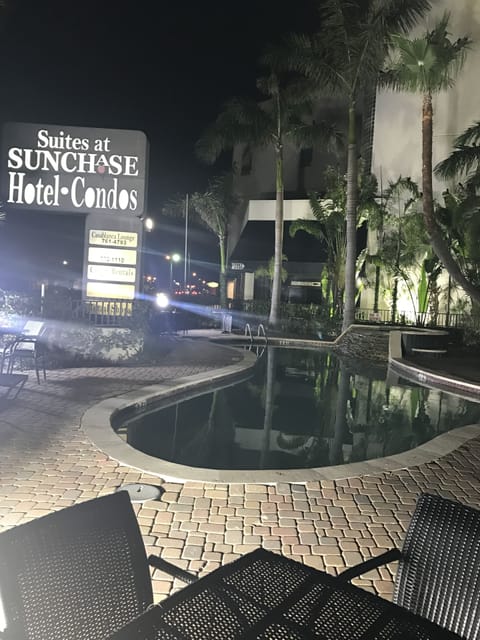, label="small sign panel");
[86,282,135,300]
[231,262,245,270]
[87,265,136,282]
[89,229,138,248]
[1,122,149,215]
[87,247,137,266]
